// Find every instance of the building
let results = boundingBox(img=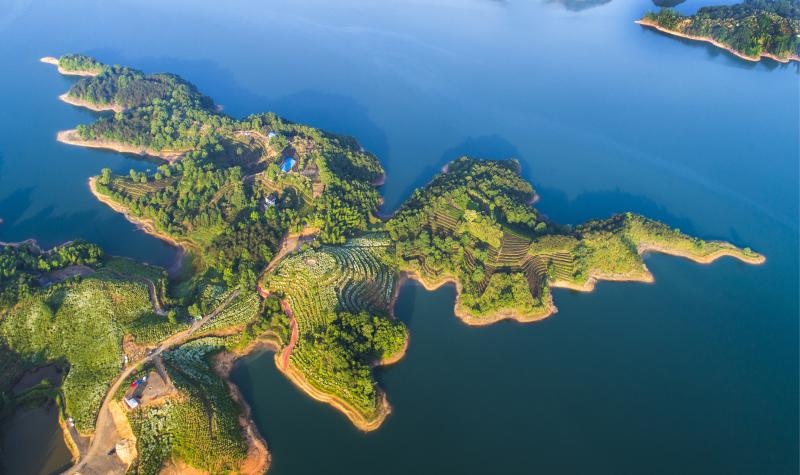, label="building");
[280,157,297,173]
[124,397,139,409]
[267,131,277,139]
[264,193,277,207]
